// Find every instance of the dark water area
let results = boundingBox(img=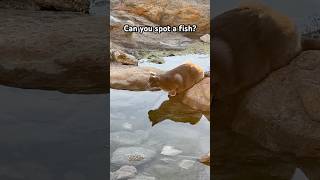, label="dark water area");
[0,86,108,180]
[213,1,320,180]
[89,0,107,16]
